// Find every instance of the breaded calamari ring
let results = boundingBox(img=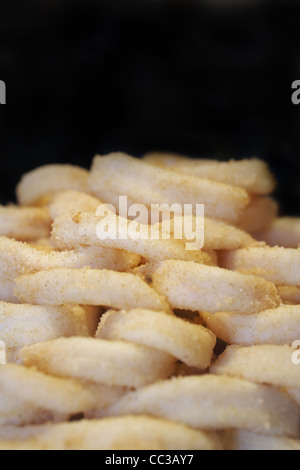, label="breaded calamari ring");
[152,260,281,314]
[155,215,255,250]
[143,153,276,195]
[210,345,300,389]
[29,238,55,252]
[89,153,250,223]
[0,206,51,241]
[201,305,300,346]
[0,236,140,280]
[48,190,101,219]
[0,416,223,451]
[98,375,300,437]
[17,164,90,206]
[96,308,216,369]
[51,211,214,265]
[14,268,169,311]
[0,302,100,363]
[0,364,115,426]
[21,337,175,388]
[220,246,300,286]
